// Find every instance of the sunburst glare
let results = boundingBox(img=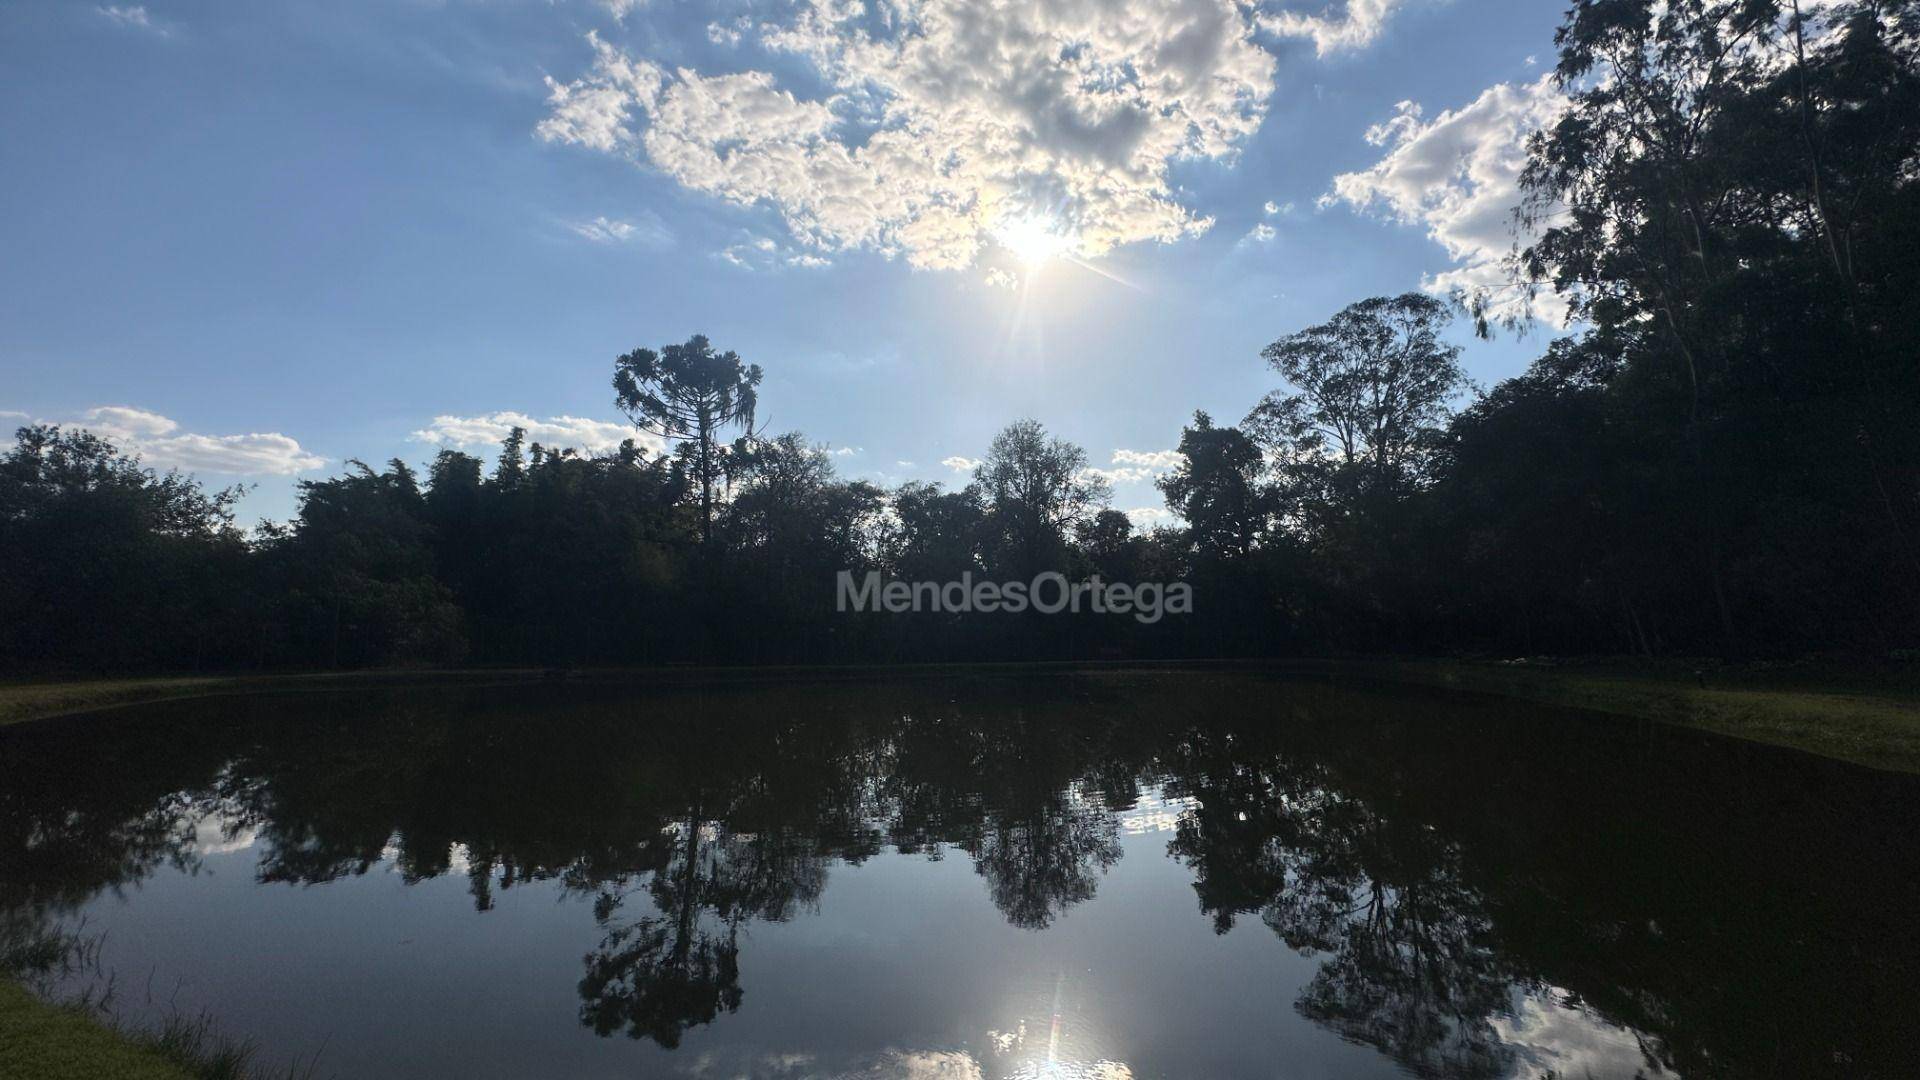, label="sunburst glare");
[996,215,1075,269]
